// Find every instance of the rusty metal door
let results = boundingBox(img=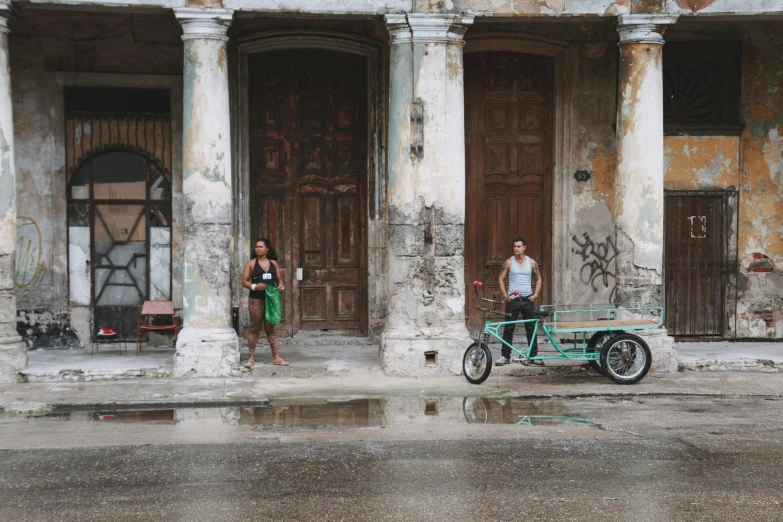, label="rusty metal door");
[249,51,367,335]
[664,191,730,338]
[464,52,553,331]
